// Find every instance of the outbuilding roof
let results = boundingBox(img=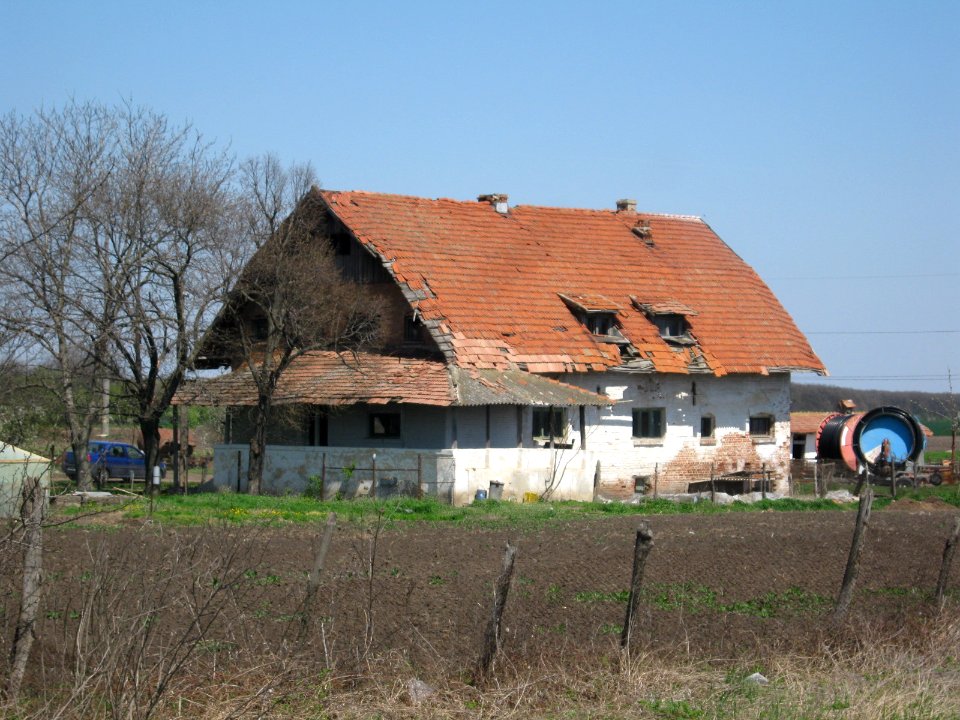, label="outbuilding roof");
[177,352,610,408]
